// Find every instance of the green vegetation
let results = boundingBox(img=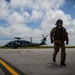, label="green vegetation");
[65,46,75,48]
[0,46,75,49]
